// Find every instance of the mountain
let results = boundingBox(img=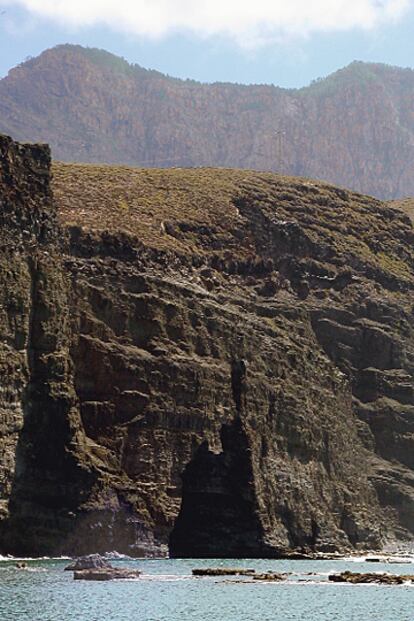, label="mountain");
[1,132,414,556]
[2,45,414,199]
